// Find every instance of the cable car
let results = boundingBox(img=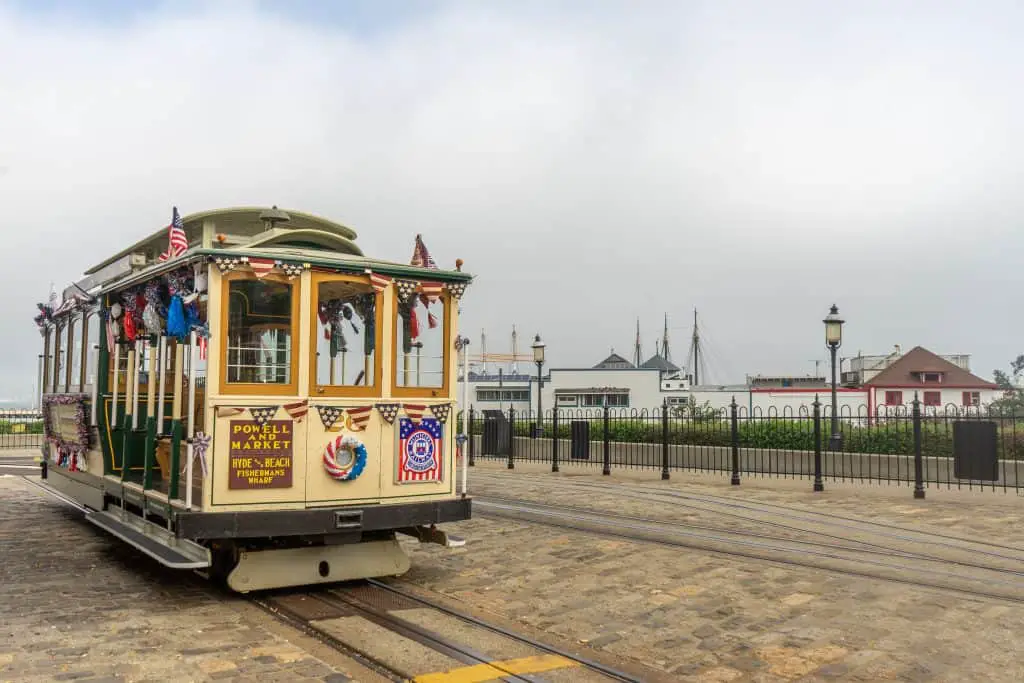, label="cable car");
[32,206,473,592]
